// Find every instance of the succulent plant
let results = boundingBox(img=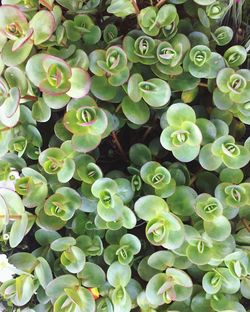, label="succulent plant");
[0,0,249,311]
